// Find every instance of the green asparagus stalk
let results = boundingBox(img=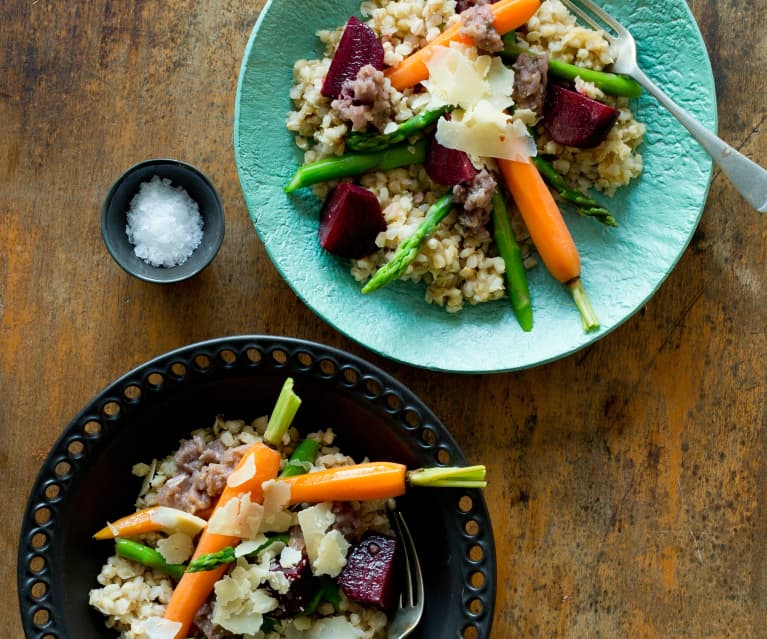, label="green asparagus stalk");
[284,139,427,192]
[361,193,454,294]
[263,377,302,446]
[501,33,642,98]
[115,538,185,580]
[491,190,533,331]
[279,438,320,478]
[532,156,617,227]
[187,534,291,572]
[303,576,342,616]
[345,106,451,152]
